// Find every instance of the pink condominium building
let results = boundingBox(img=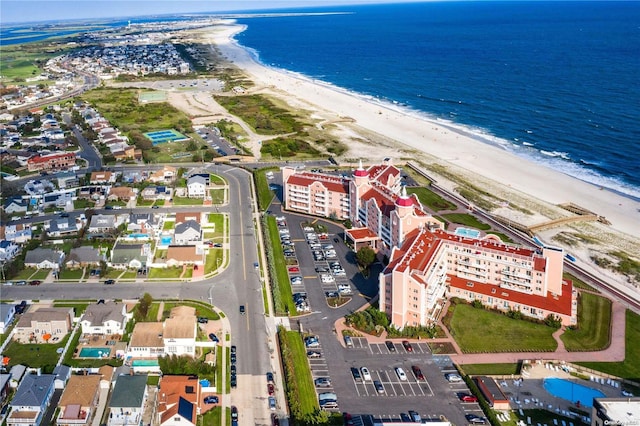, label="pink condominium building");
[283,160,576,330]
